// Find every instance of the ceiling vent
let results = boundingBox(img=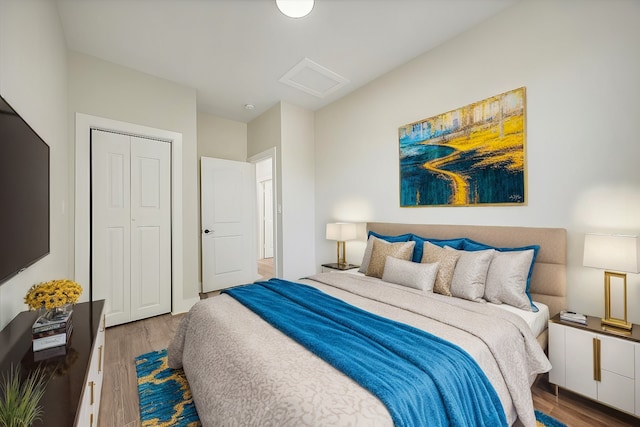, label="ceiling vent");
[279,58,349,98]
